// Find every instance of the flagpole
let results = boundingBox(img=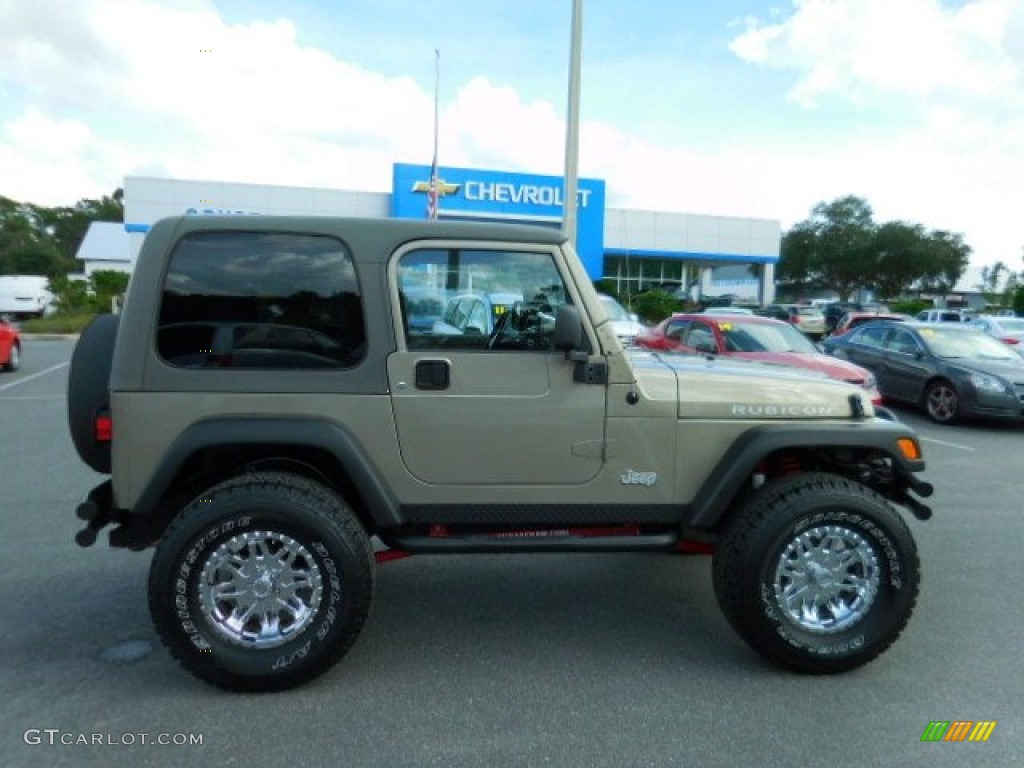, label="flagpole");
[428,49,441,220]
[562,0,583,248]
